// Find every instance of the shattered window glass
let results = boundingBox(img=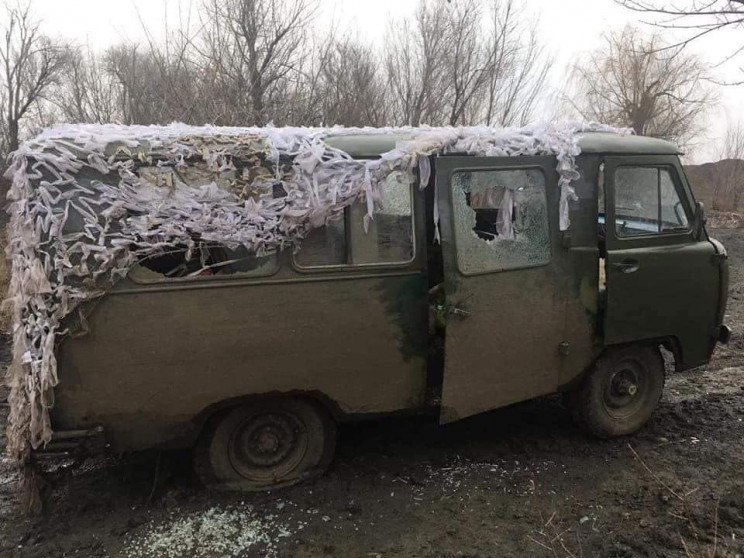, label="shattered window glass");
[132,244,279,281]
[294,172,414,267]
[452,168,550,274]
[614,166,689,236]
[130,165,280,281]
